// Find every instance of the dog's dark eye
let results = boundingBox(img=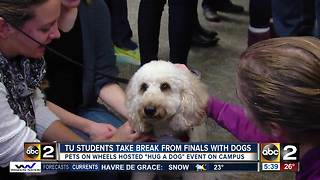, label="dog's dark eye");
[160,82,171,92]
[140,83,148,93]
